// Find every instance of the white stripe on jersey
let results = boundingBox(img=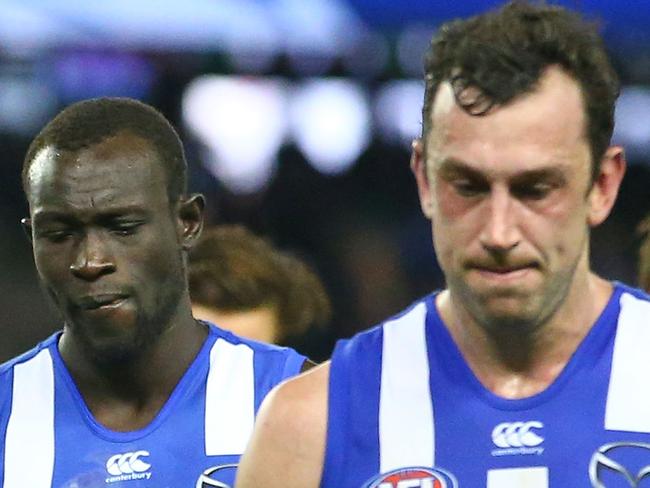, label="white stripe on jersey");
[204,338,255,455]
[3,349,55,488]
[487,467,549,487]
[605,292,650,433]
[379,302,434,473]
